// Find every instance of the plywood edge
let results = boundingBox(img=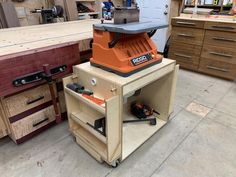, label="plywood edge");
[106,96,122,163]
[169,64,179,115]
